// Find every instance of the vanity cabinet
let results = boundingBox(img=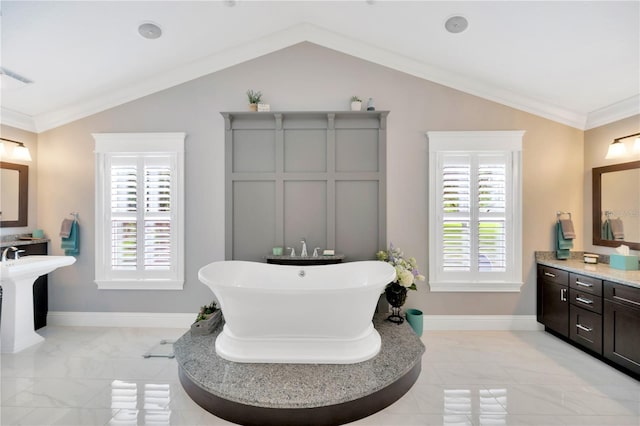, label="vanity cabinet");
[537,265,569,337]
[568,273,603,354]
[603,281,640,375]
